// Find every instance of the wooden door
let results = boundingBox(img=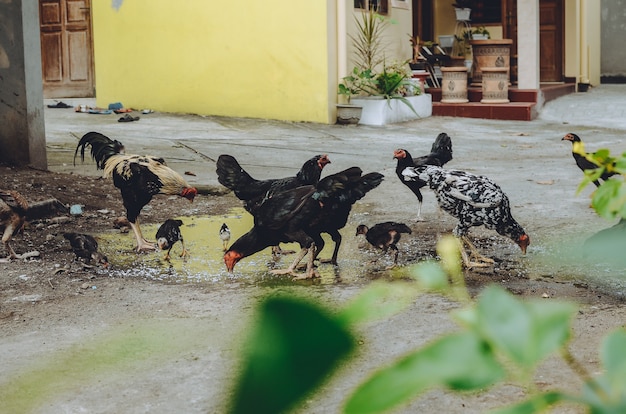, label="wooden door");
[504,0,518,83]
[539,0,563,82]
[39,0,94,98]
